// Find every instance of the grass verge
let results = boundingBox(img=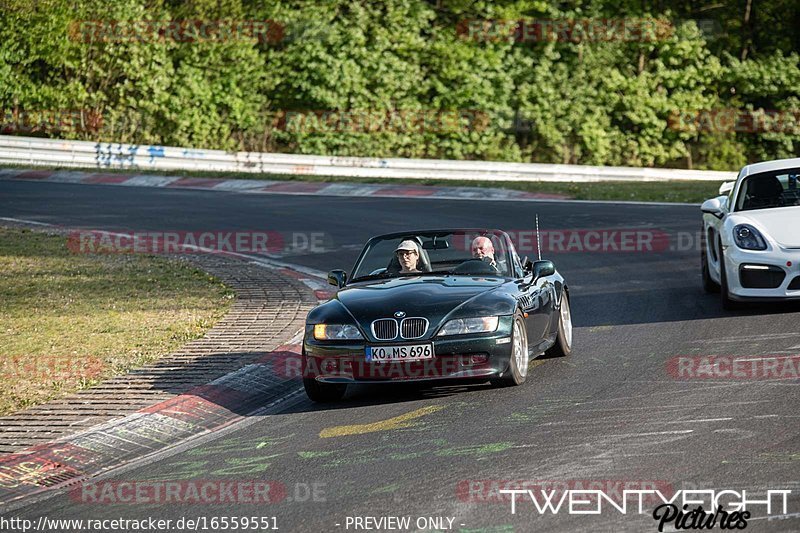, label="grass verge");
[0,226,234,416]
[0,164,726,203]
